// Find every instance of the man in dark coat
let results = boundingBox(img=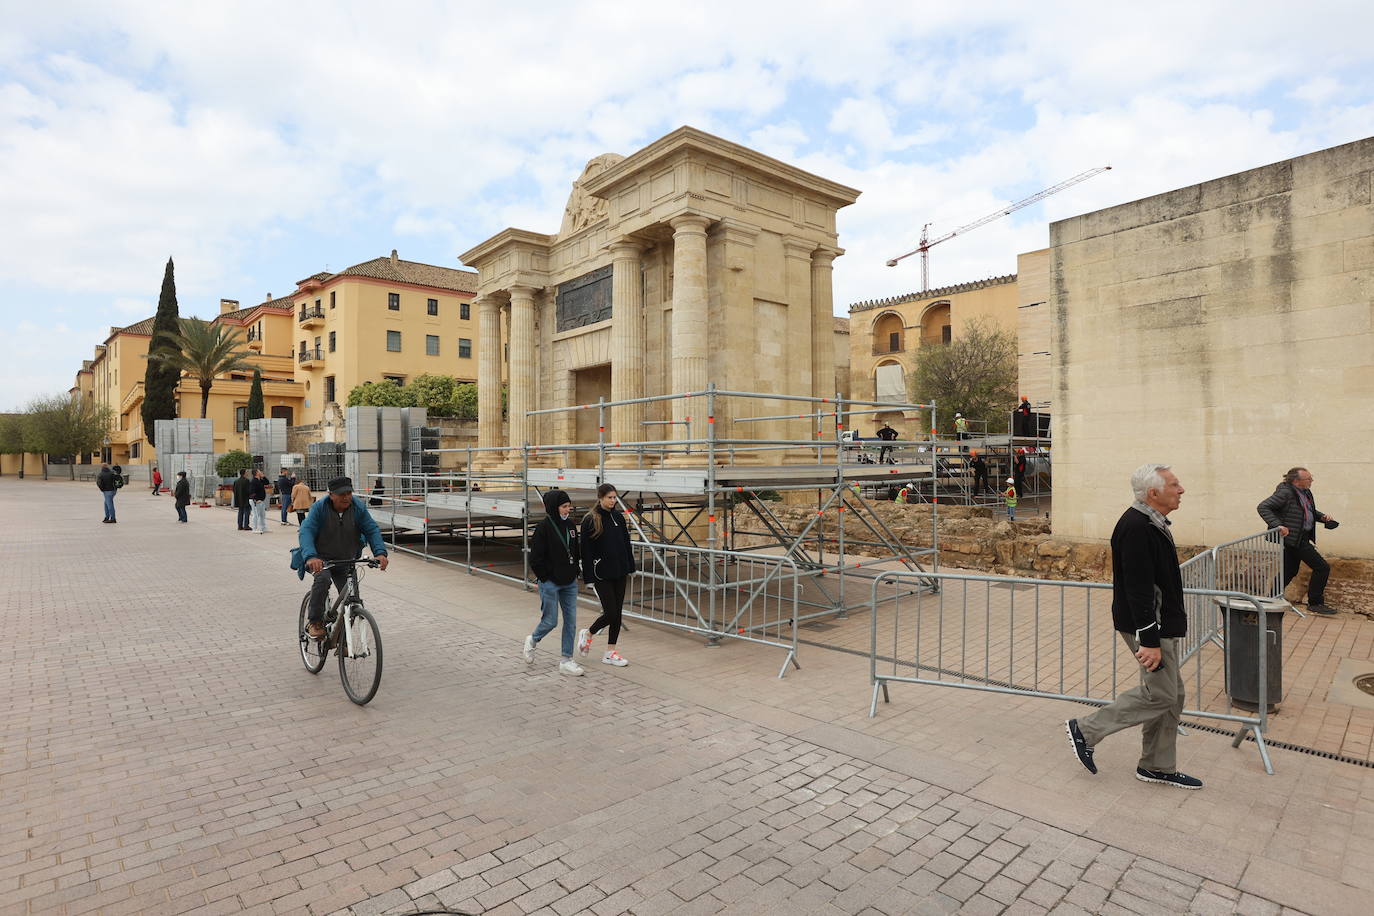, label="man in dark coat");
[1015,397,1033,436]
[875,423,898,463]
[96,462,118,523]
[1065,463,1202,790]
[970,451,989,495]
[1013,449,1028,499]
[232,469,252,530]
[275,468,294,526]
[1257,467,1339,615]
[173,471,191,523]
